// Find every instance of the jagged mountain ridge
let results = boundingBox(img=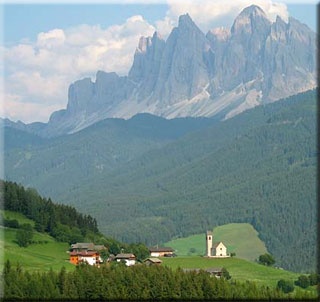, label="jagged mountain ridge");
[11,5,316,137]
